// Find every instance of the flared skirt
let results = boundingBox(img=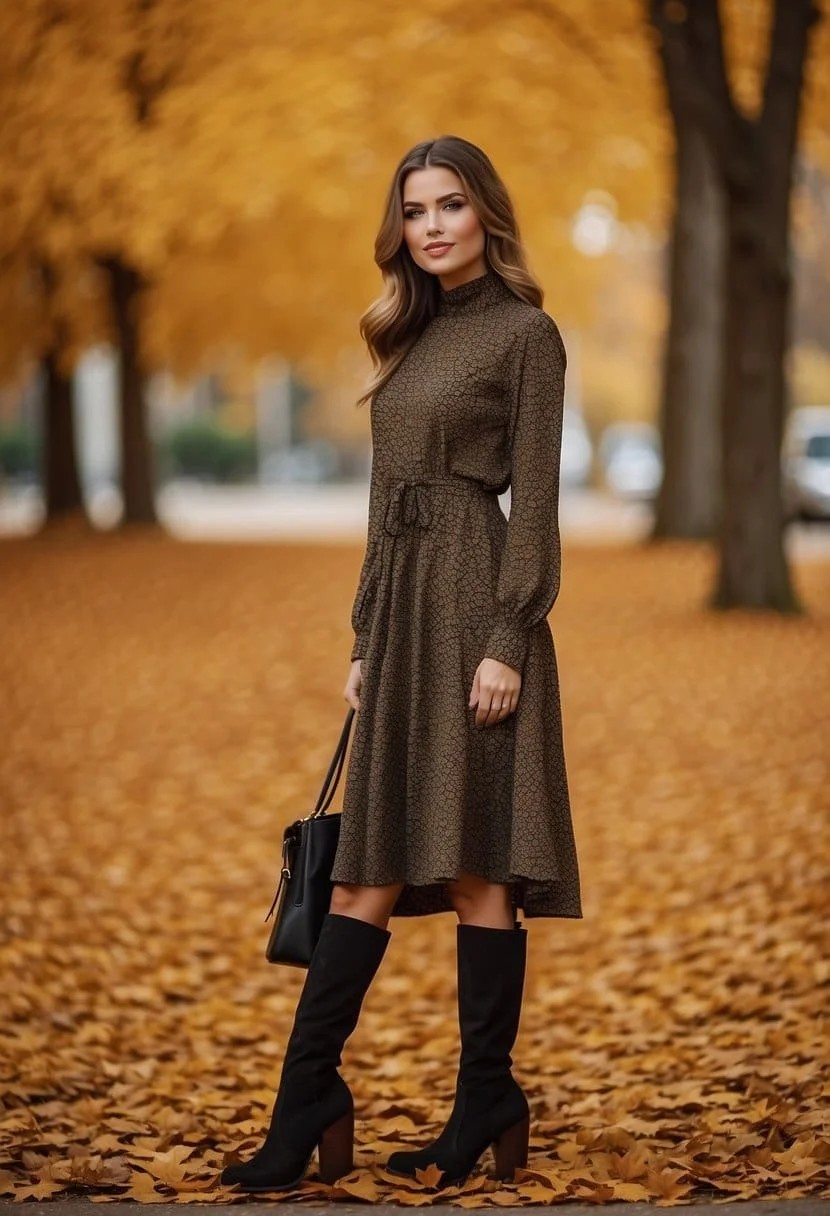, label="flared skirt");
[331,475,582,919]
